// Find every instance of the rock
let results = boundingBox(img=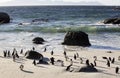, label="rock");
[37,59,49,65]
[62,31,91,47]
[25,50,43,60]
[0,12,10,24]
[103,18,120,24]
[32,37,45,44]
[79,66,98,72]
[113,18,120,24]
